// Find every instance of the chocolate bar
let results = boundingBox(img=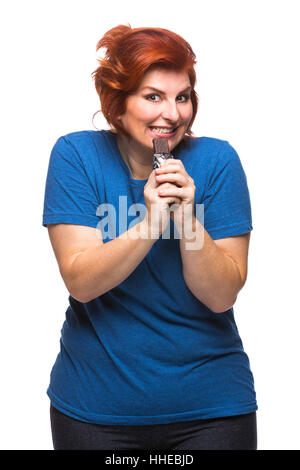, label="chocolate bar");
[152,138,174,170]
